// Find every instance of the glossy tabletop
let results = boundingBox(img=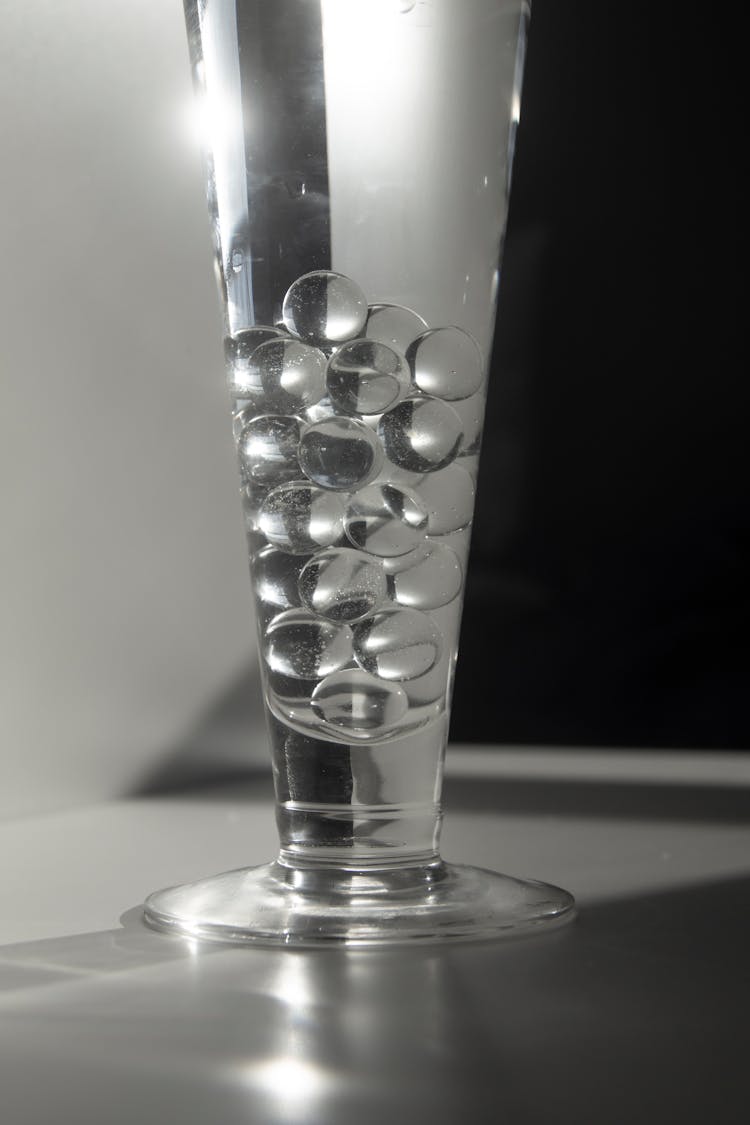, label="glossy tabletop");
[1,748,748,1124]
